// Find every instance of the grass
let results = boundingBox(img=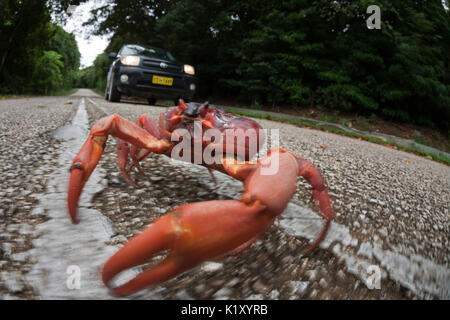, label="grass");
[250,100,263,110]
[227,108,450,166]
[359,120,371,132]
[319,115,333,123]
[413,131,433,148]
[319,110,340,124]
[0,88,78,100]
[339,118,350,127]
[48,88,78,96]
[0,94,32,100]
